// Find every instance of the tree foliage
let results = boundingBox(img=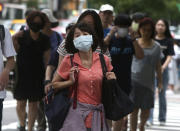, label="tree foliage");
[26,0,38,9]
[87,0,180,23]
